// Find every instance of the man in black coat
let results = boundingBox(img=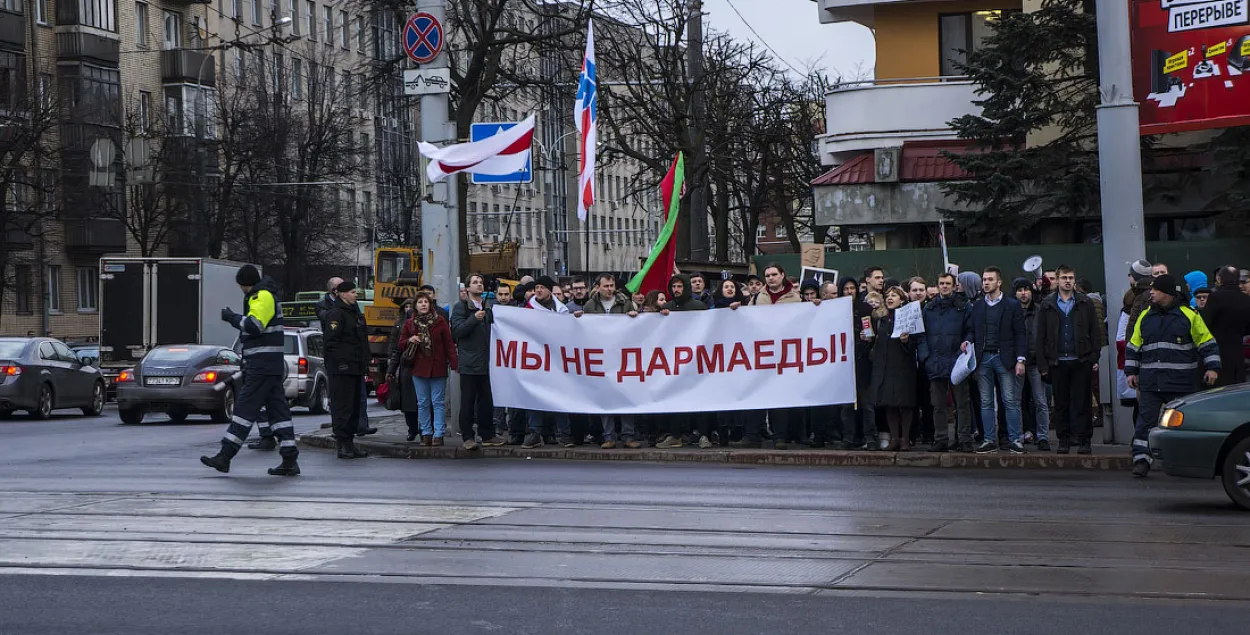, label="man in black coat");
[1035,265,1104,455]
[323,281,373,459]
[1202,265,1250,387]
[451,273,506,450]
[969,267,1028,455]
[919,273,975,453]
